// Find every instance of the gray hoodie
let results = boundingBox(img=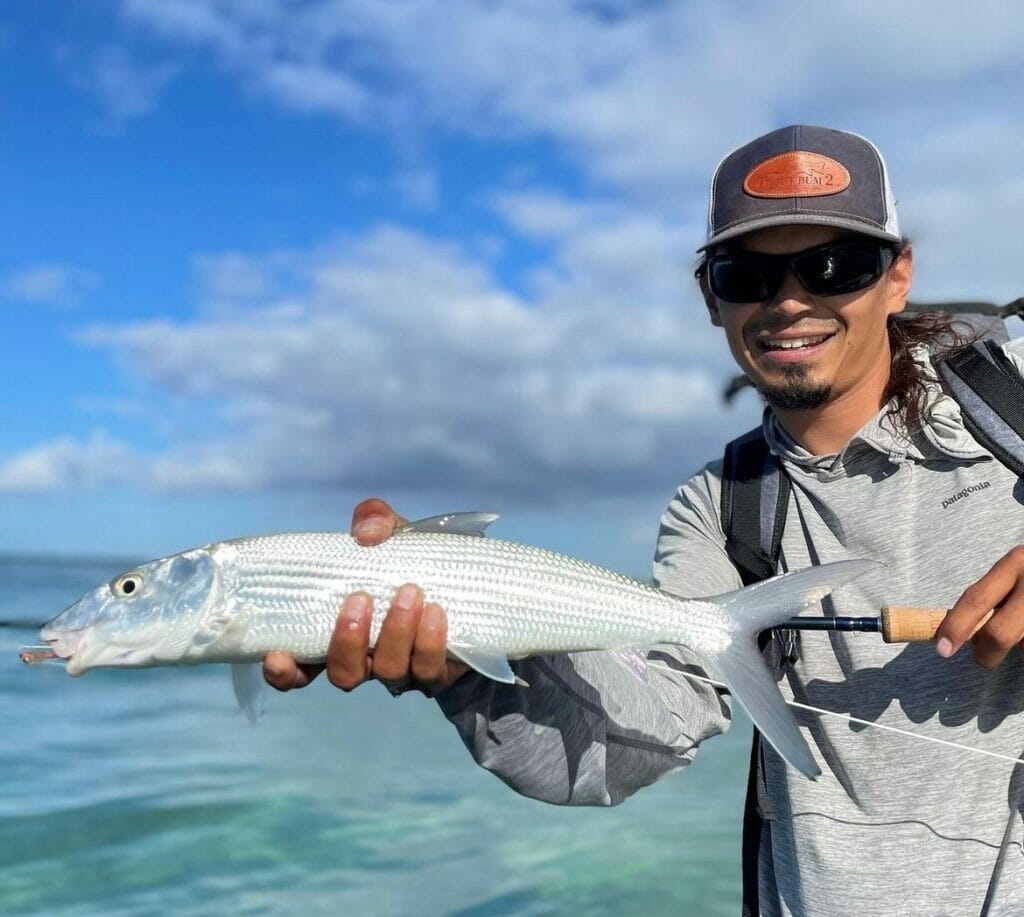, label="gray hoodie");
[437,339,1024,916]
